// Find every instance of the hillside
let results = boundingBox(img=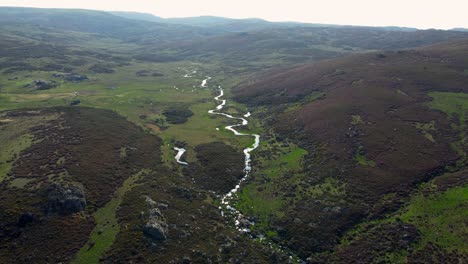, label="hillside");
[233,40,468,261]
[2,7,468,72]
[174,27,468,70]
[0,6,467,263]
[111,12,275,32]
[0,7,215,45]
